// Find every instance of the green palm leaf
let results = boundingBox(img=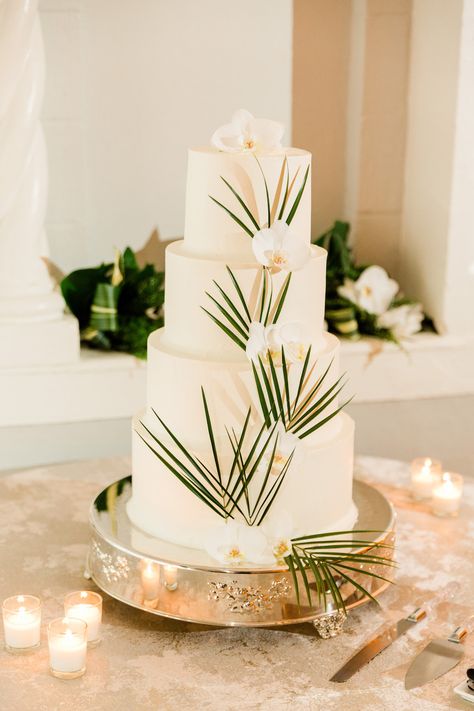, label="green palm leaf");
[226,267,252,322]
[277,158,290,221]
[220,176,260,232]
[209,196,254,237]
[205,292,249,340]
[297,397,354,440]
[270,273,292,324]
[212,280,250,331]
[291,345,312,415]
[287,530,395,611]
[255,157,271,227]
[285,164,310,226]
[201,307,247,351]
[251,360,271,427]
